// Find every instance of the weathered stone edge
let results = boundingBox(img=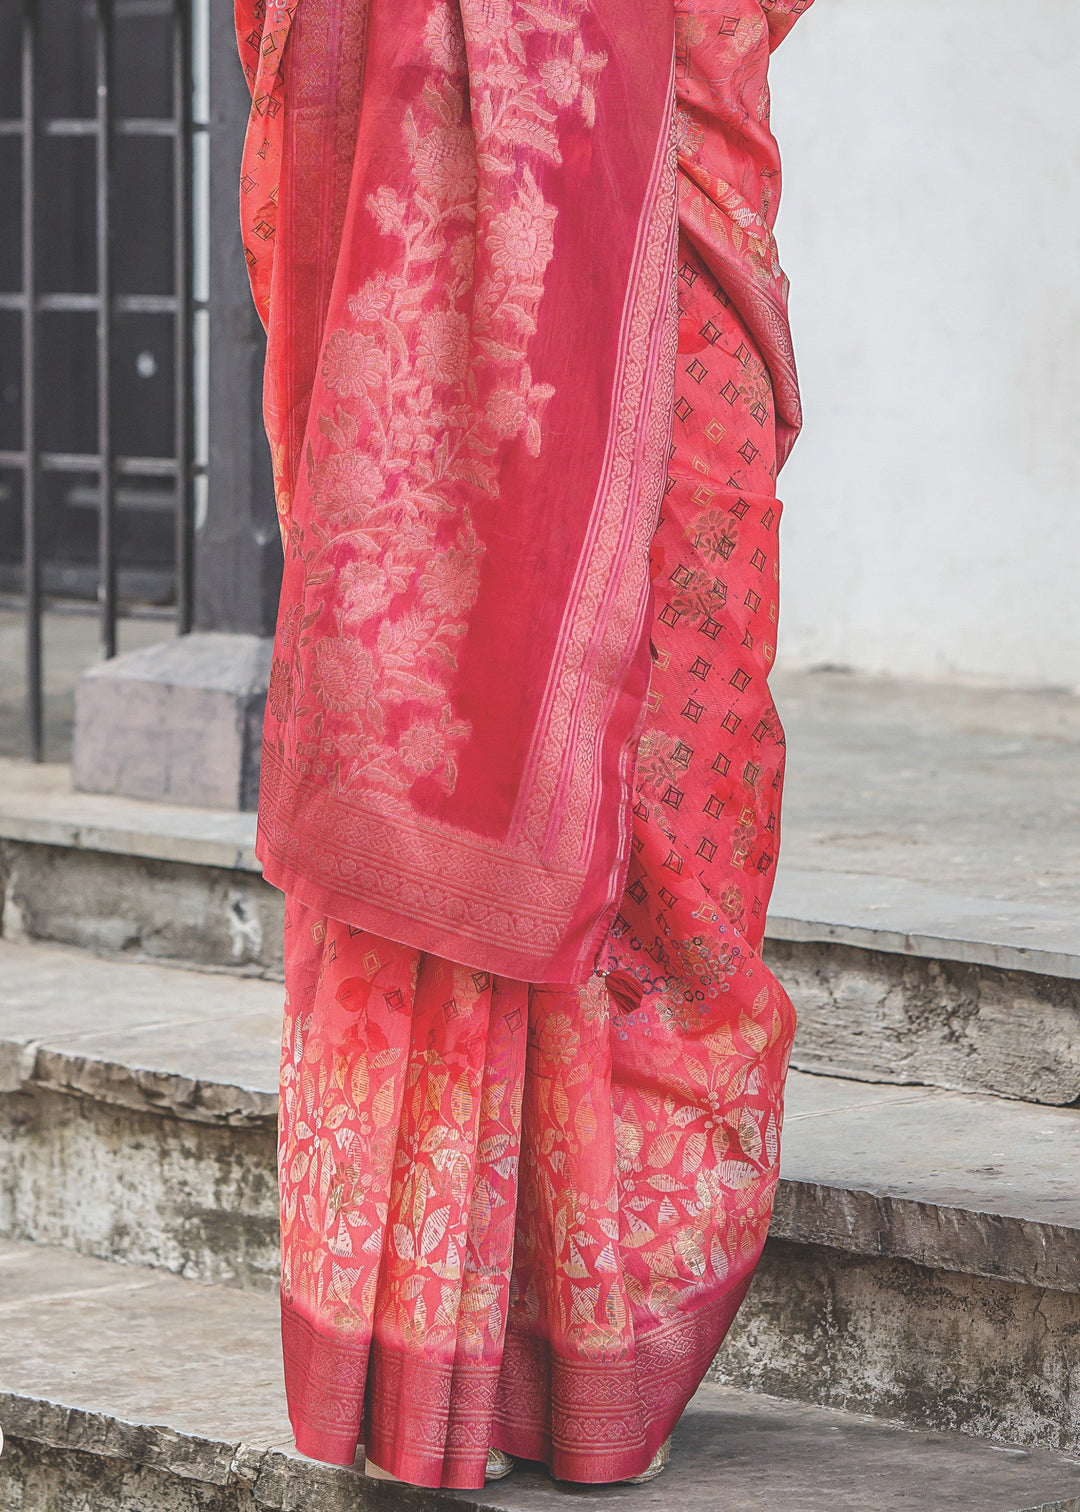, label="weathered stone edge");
[0,1038,276,1126]
[6,810,1078,982]
[0,1394,494,1511]
[0,819,260,875]
[765,914,1080,983]
[771,1180,1080,1296]
[0,1392,241,1487]
[6,1394,1080,1512]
